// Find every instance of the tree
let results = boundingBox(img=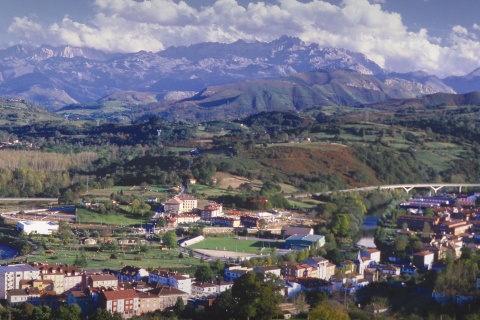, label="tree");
[33,305,52,320]
[195,265,214,283]
[57,220,73,245]
[309,301,350,320]
[231,272,284,320]
[332,214,350,237]
[162,231,177,248]
[174,296,185,315]
[53,305,81,320]
[74,249,88,268]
